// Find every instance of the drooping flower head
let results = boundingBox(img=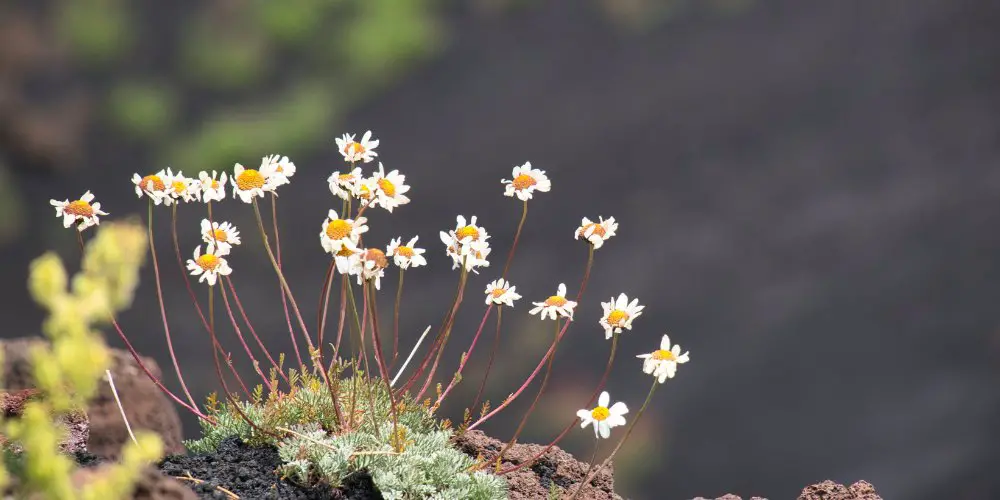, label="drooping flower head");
[484,278,521,307]
[320,210,368,255]
[166,168,200,203]
[529,283,577,321]
[372,163,411,212]
[333,241,363,276]
[198,171,228,203]
[356,247,389,290]
[328,167,362,200]
[261,154,296,190]
[502,161,551,201]
[50,191,108,231]
[200,219,241,252]
[387,236,427,270]
[599,293,645,339]
[576,391,628,439]
[232,163,272,203]
[186,244,232,286]
[575,216,618,249]
[440,215,491,273]
[132,170,173,205]
[637,334,690,383]
[336,130,379,163]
